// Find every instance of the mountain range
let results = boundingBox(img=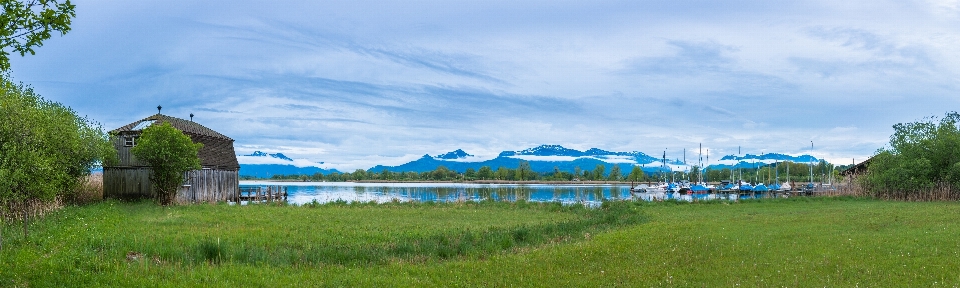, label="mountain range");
[237,145,821,177]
